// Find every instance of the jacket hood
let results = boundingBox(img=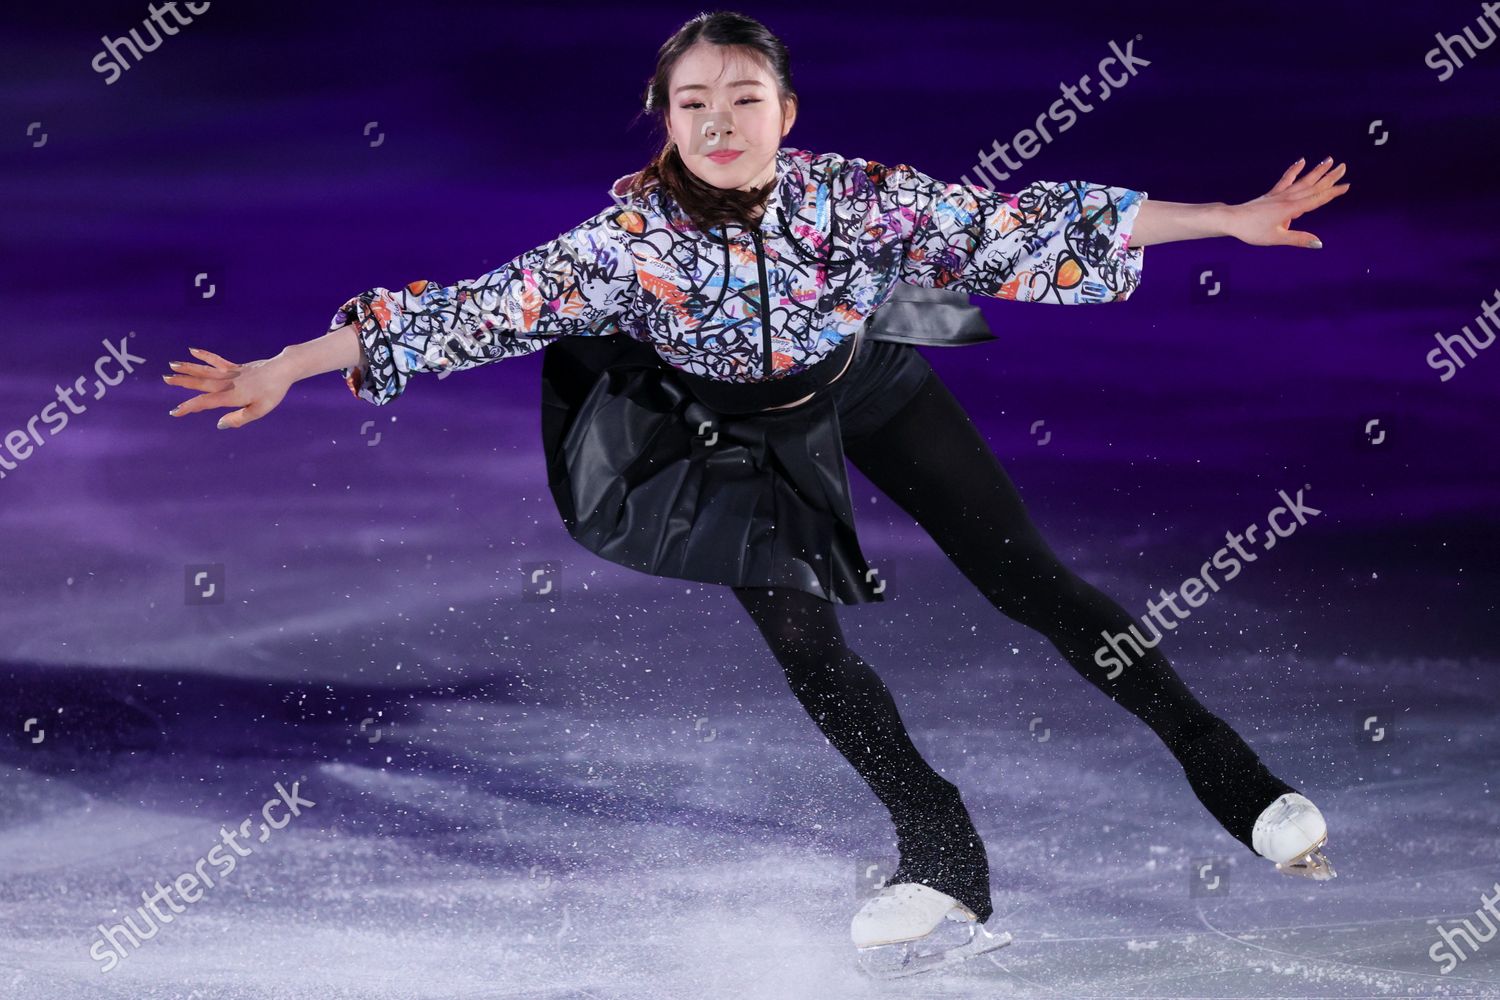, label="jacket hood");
[609,170,644,206]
